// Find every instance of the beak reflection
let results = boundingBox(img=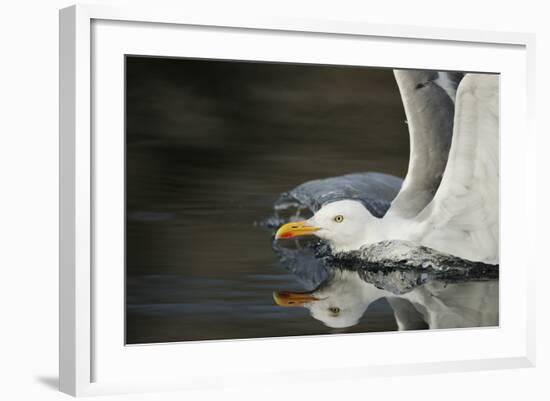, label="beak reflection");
[273,291,319,307]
